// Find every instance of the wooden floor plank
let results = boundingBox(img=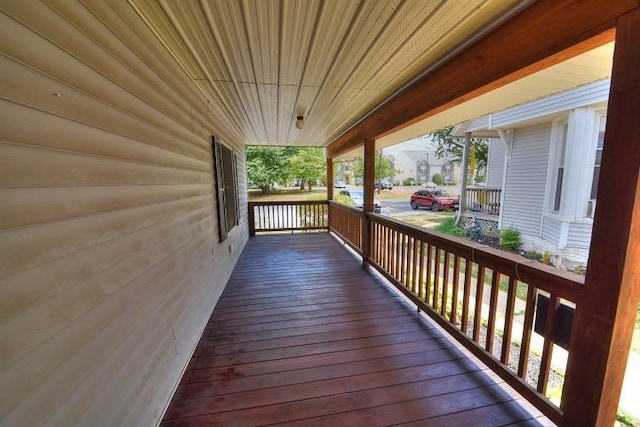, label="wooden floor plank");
[161,233,552,427]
